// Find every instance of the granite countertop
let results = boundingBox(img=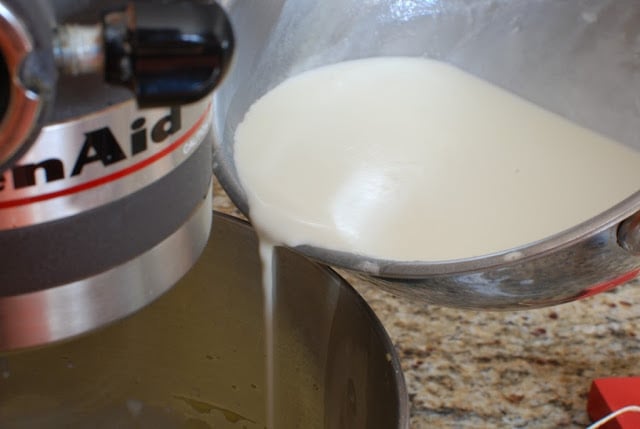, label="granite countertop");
[213,180,640,429]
